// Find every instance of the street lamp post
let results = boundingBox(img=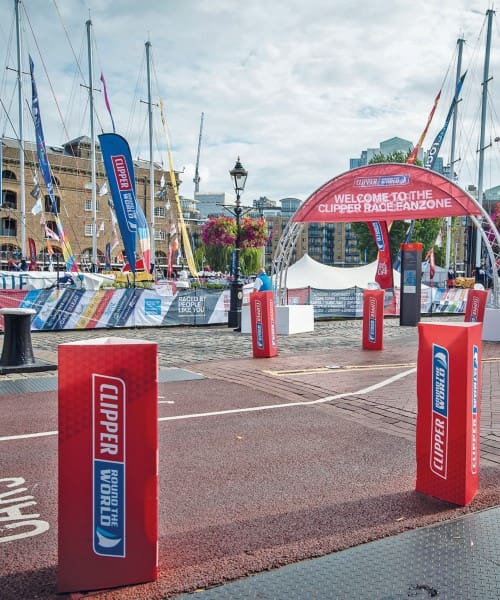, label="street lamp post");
[227,157,248,329]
